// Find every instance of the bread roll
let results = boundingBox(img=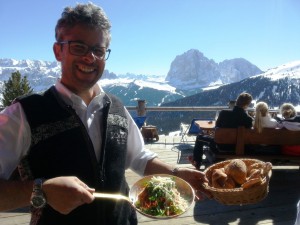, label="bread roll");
[247,162,264,176]
[248,169,262,180]
[223,176,236,189]
[212,168,227,188]
[242,177,262,189]
[224,159,247,185]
